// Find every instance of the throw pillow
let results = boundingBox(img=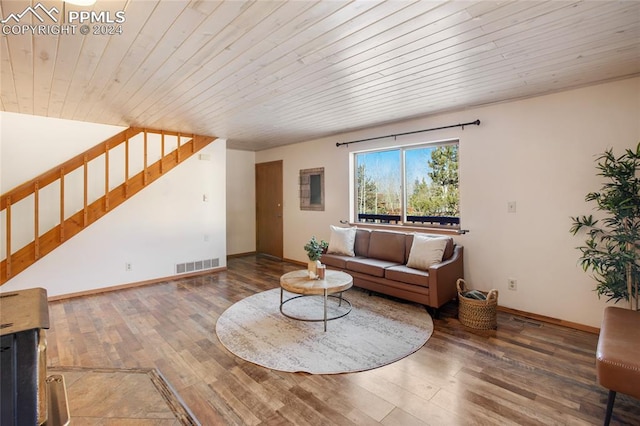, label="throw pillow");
[327,225,356,257]
[406,235,449,271]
